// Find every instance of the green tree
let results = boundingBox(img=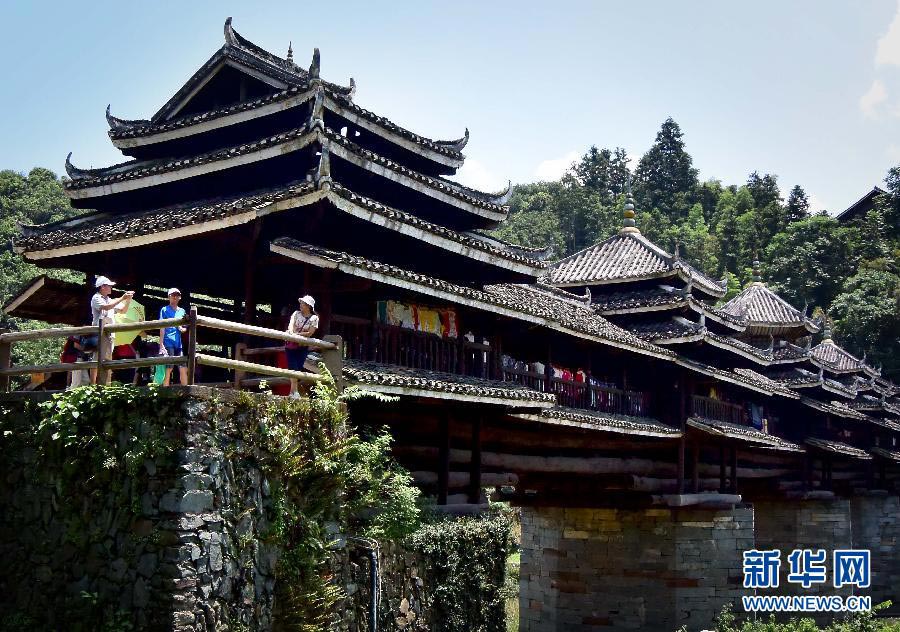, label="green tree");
[831,267,900,378]
[634,117,699,218]
[765,215,855,309]
[785,184,810,224]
